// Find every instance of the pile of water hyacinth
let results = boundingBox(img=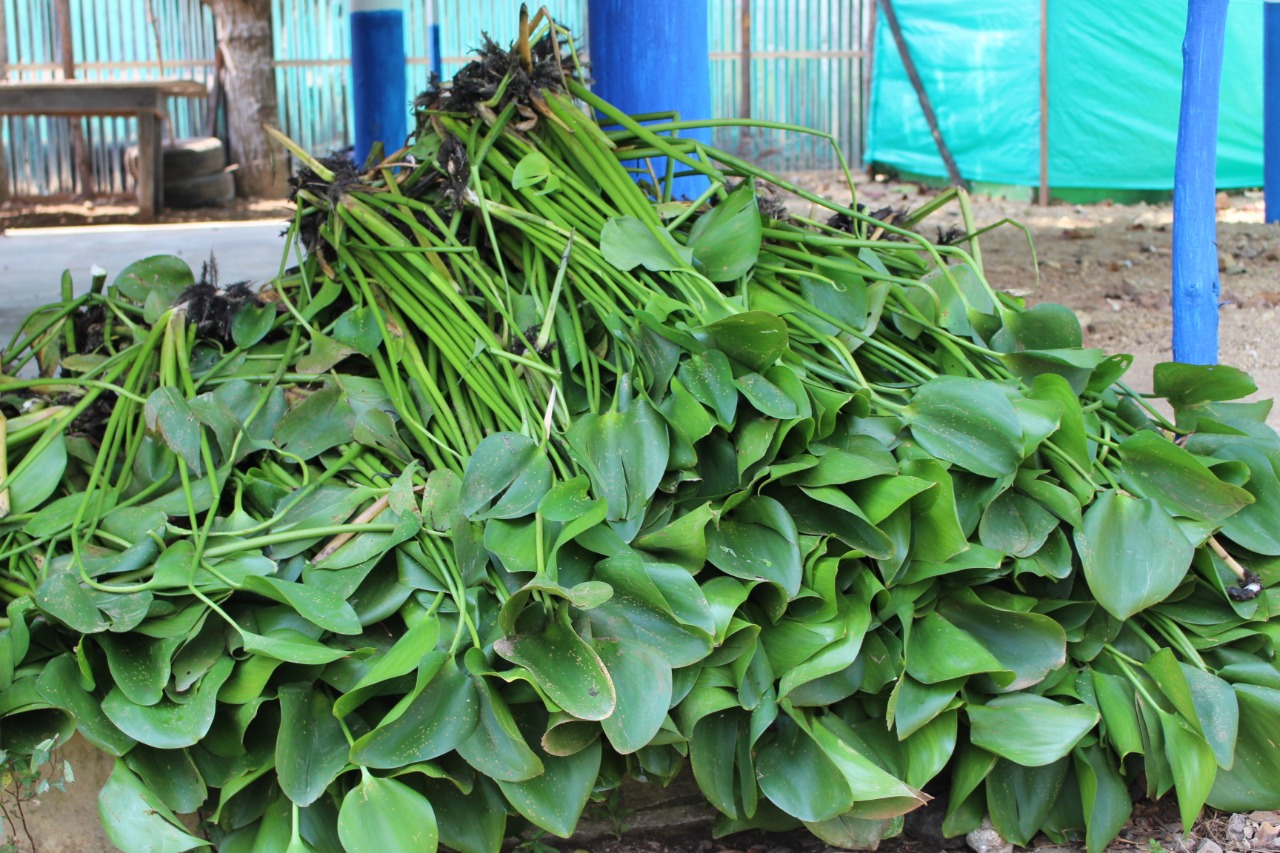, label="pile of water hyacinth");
[1,12,1278,853]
